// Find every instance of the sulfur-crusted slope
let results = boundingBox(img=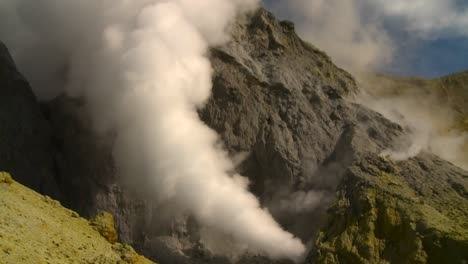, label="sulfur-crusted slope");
[0,172,154,264]
[312,154,468,264]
